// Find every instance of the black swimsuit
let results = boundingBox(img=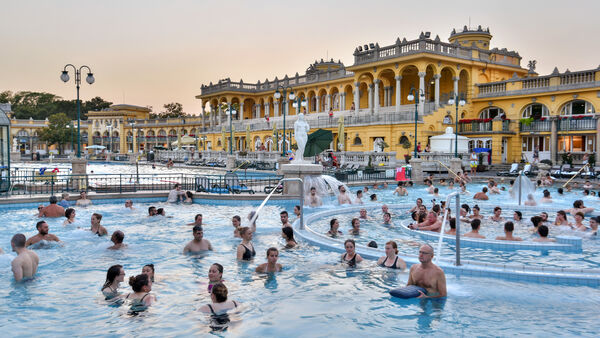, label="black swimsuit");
[380,256,401,269]
[207,301,238,332]
[342,253,357,267]
[241,243,256,260]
